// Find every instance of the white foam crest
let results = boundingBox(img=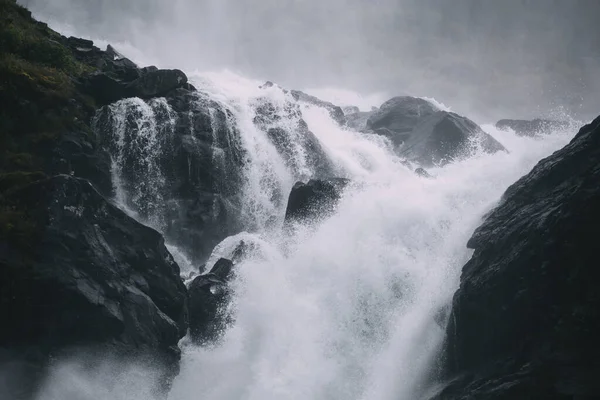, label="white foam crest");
[302,87,387,111]
[300,104,401,179]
